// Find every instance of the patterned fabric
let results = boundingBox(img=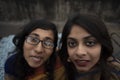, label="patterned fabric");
[5,56,120,80]
[26,57,66,80]
[0,35,15,80]
[27,66,65,80]
[5,55,66,80]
